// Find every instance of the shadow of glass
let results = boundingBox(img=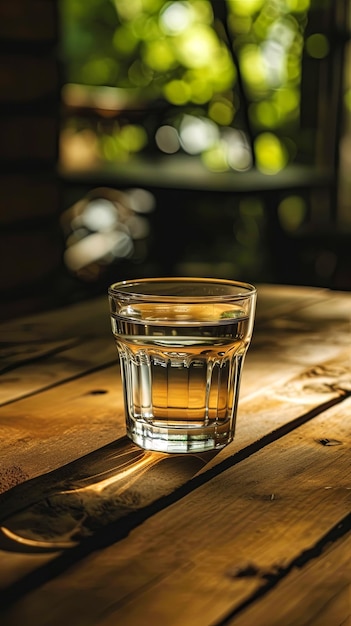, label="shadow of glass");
[0,436,219,553]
